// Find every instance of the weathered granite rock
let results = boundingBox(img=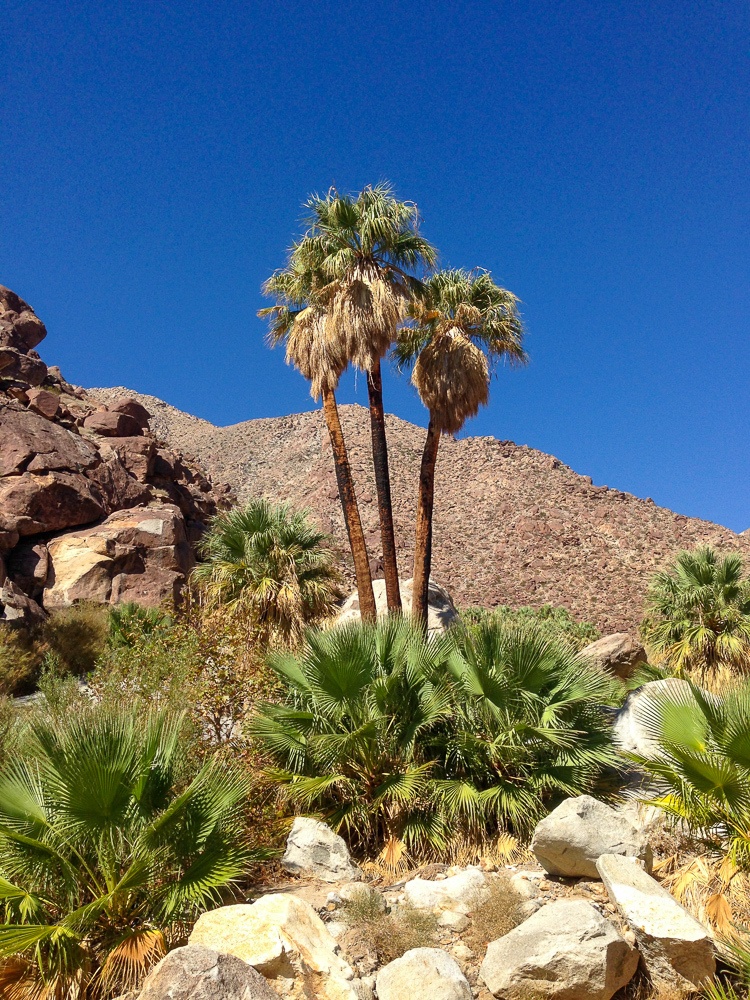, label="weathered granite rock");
[337,578,459,633]
[0,471,105,535]
[580,634,647,680]
[139,944,279,1000]
[596,853,715,991]
[404,867,488,912]
[107,395,151,429]
[0,401,99,476]
[377,948,472,1000]
[531,795,653,877]
[282,817,361,882]
[26,388,60,421]
[189,895,358,1000]
[0,579,45,623]
[44,504,191,608]
[479,898,638,1000]
[83,409,143,437]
